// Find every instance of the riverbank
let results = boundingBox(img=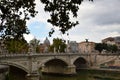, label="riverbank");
[79,68,120,80]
